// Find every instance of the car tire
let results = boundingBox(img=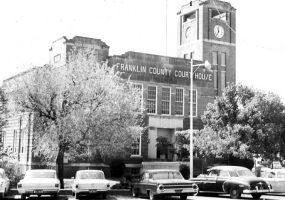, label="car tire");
[148,190,156,200]
[75,193,80,199]
[230,187,241,199]
[21,194,26,199]
[132,187,138,197]
[53,193,58,199]
[102,192,107,199]
[251,194,262,199]
[180,194,187,200]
